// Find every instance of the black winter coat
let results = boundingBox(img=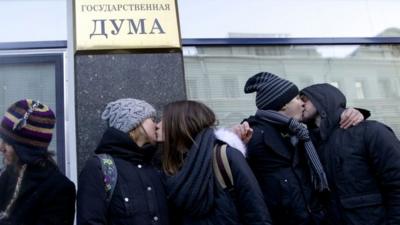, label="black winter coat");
[167,128,271,225]
[0,162,76,225]
[77,128,169,225]
[301,84,400,225]
[246,116,327,225]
